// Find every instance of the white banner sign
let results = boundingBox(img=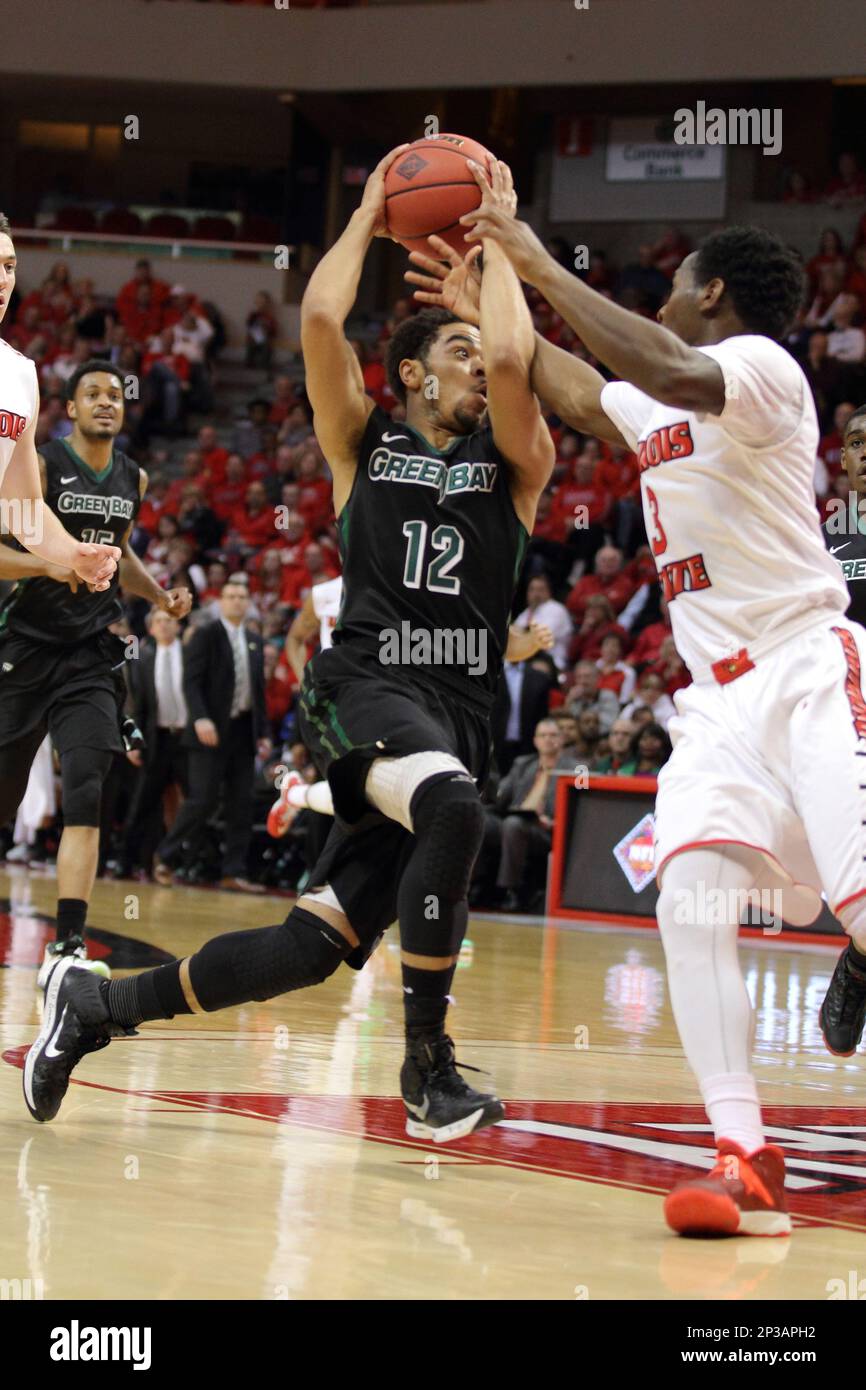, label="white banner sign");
[606,118,725,182]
